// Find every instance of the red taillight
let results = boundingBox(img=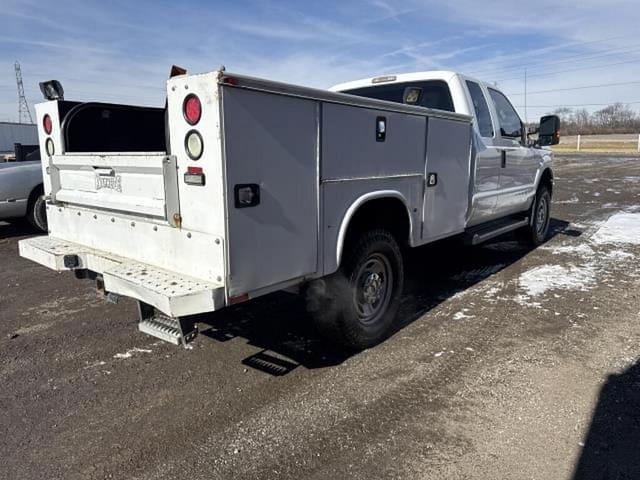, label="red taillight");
[183,94,201,125]
[43,114,52,135]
